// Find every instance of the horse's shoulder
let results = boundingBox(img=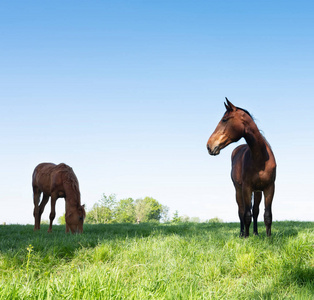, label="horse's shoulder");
[56,164,78,185]
[33,163,56,176]
[55,163,75,175]
[56,163,70,170]
[231,144,248,161]
[34,162,55,170]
